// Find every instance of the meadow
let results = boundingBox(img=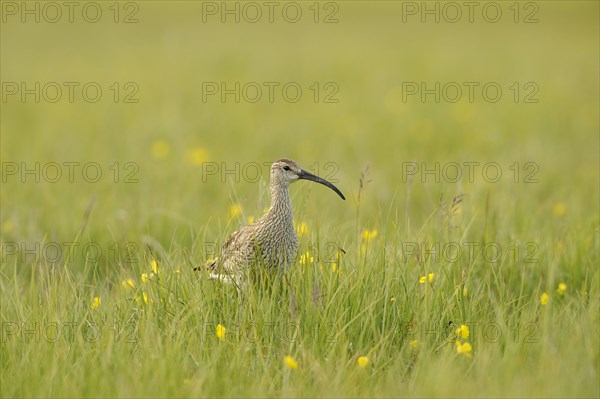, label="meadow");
[1,1,599,397]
